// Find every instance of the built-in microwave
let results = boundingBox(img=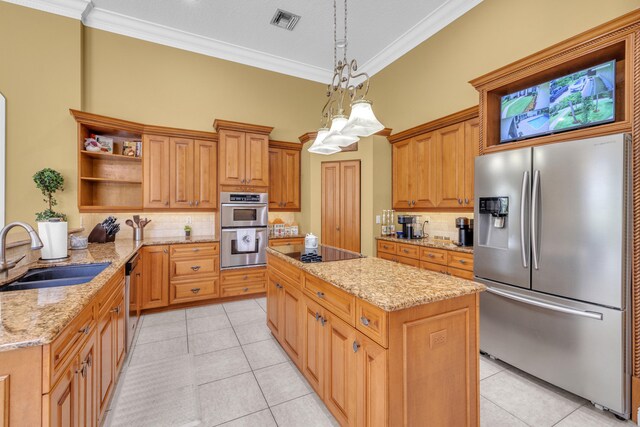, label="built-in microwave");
[220,192,268,228]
